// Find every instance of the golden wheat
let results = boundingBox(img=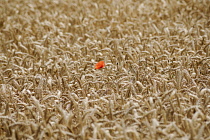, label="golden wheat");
[0,0,210,139]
